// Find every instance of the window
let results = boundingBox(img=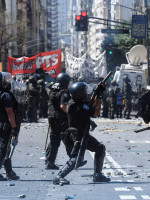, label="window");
[136,75,142,86]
